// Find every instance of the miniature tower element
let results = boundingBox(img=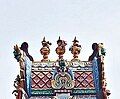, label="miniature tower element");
[69,37,81,61]
[40,37,52,62]
[56,36,67,59]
